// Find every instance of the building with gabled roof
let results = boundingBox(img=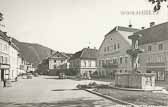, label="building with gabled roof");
[48,51,71,75]
[69,47,97,79]
[135,21,168,81]
[0,30,21,83]
[97,26,139,78]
